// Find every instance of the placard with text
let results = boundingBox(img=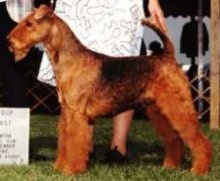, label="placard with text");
[0,108,30,165]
